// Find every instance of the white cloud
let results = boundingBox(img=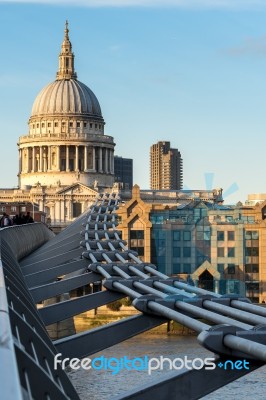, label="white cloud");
[226,36,266,56]
[1,0,266,9]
